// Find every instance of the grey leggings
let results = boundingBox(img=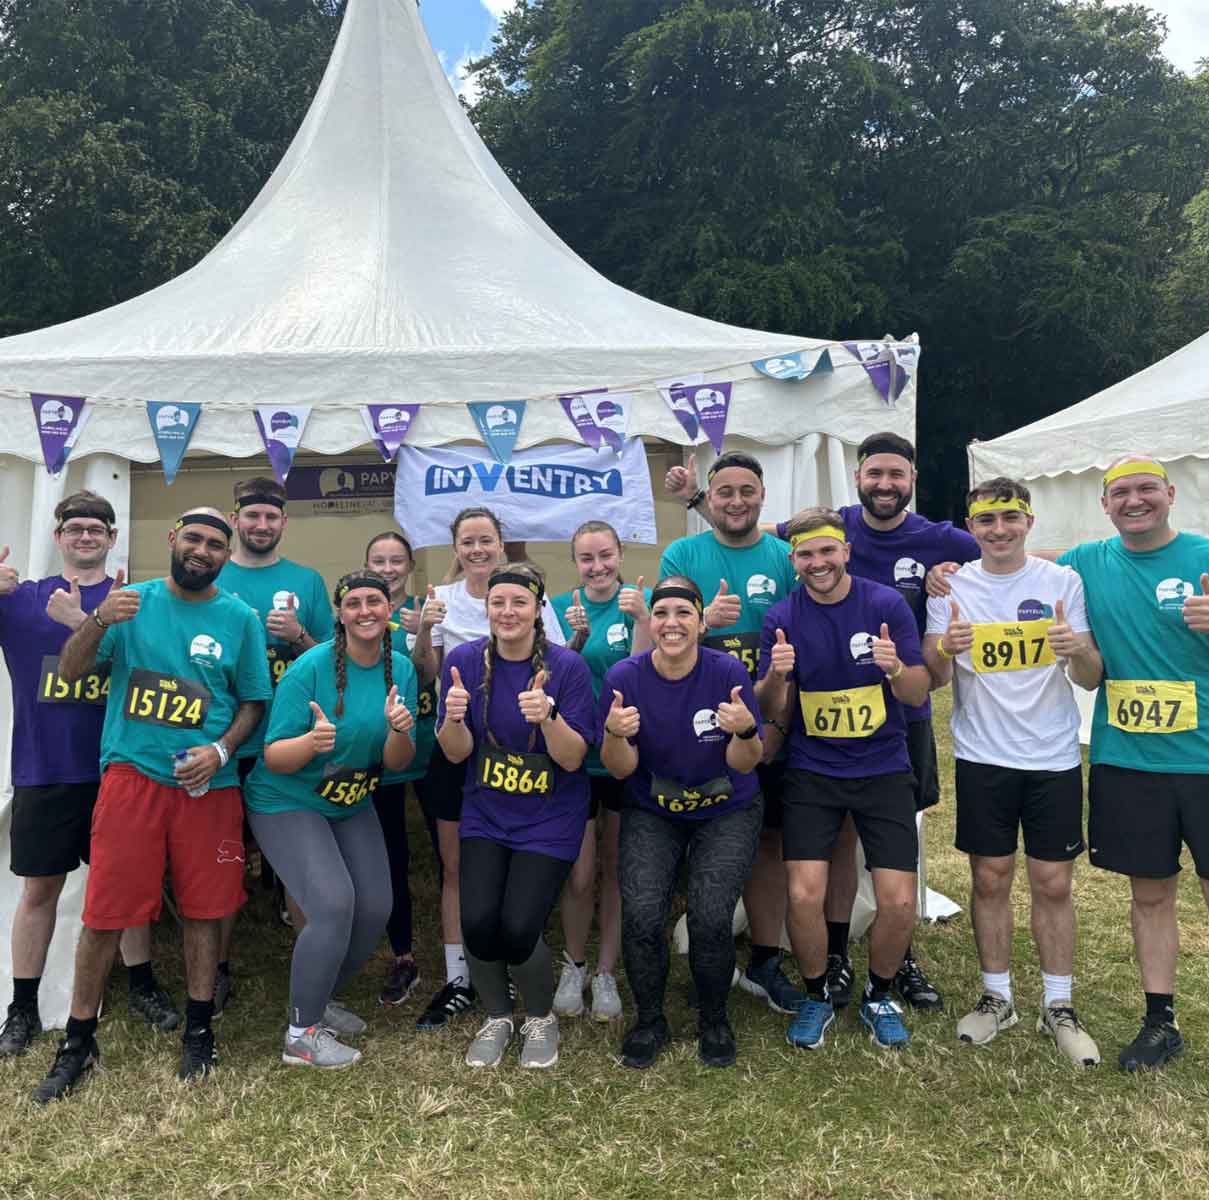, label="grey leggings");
[248,804,392,1028]
[620,798,763,1026]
